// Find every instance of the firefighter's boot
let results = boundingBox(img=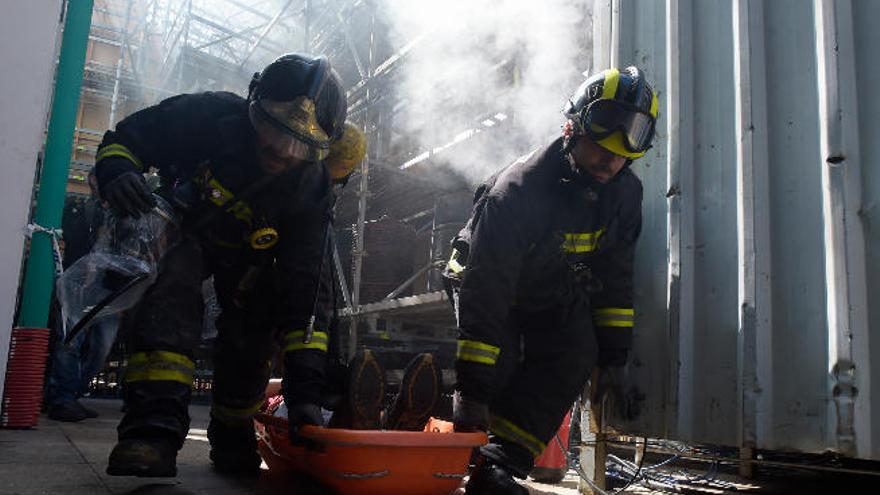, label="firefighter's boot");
[465,458,529,495]
[207,418,262,476]
[106,433,178,477]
